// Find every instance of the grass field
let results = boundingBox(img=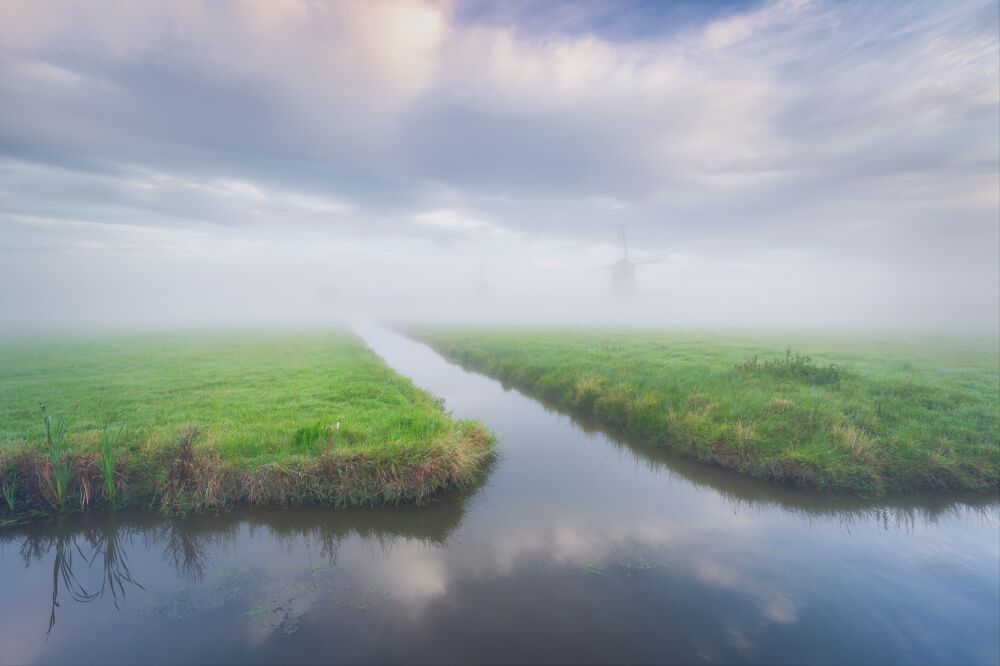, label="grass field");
[0,332,493,520]
[415,329,999,495]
